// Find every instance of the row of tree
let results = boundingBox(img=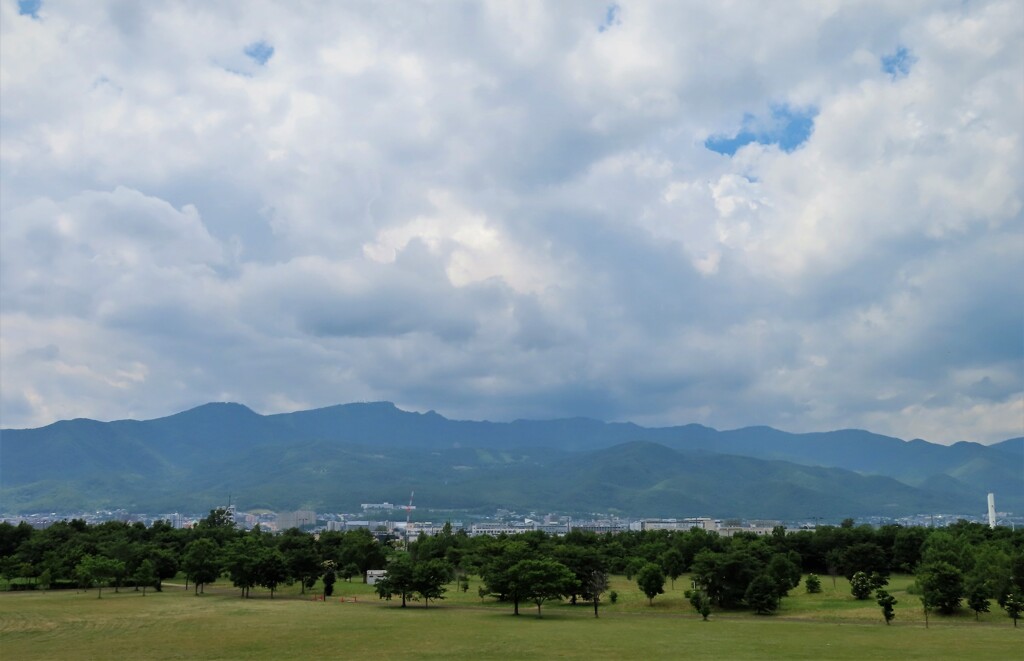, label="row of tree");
[2,512,1022,622]
[0,510,385,598]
